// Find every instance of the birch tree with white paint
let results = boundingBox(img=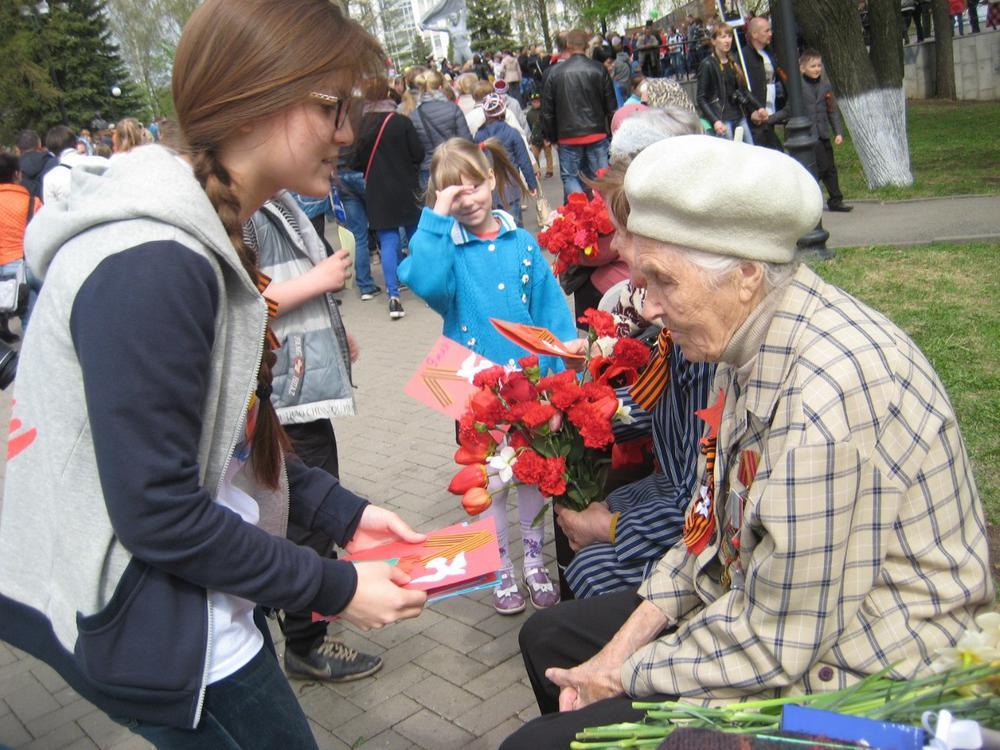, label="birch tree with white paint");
[793,0,914,188]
